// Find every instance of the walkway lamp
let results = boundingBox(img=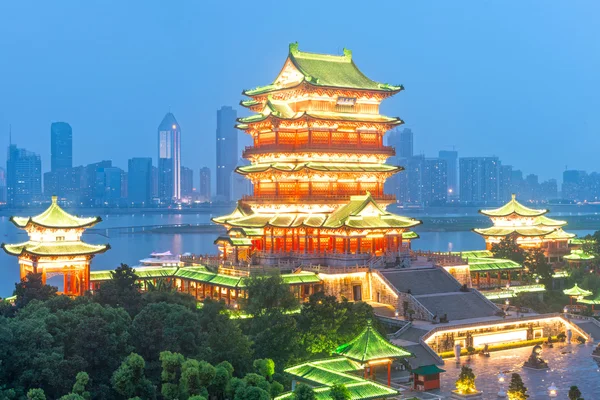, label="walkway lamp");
[548,382,558,397]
